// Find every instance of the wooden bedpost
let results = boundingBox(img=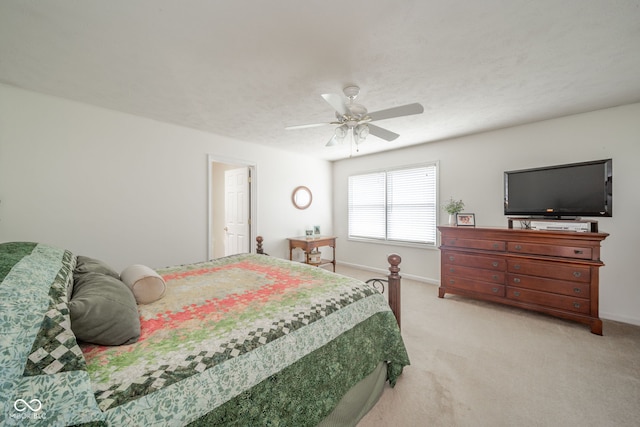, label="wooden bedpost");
[387,253,402,330]
[256,236,265,254]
